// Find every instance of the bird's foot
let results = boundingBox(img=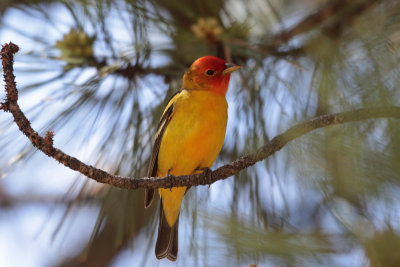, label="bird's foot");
[166,173,175,192]
[198,167,213,187]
